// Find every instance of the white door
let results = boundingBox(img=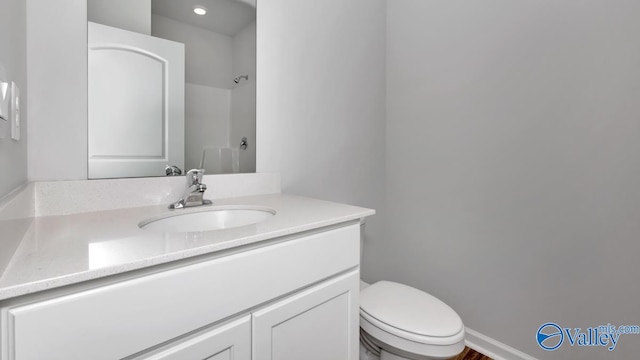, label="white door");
[252,270,360,360]
[88,21,184,179]
[136,316,251,360]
